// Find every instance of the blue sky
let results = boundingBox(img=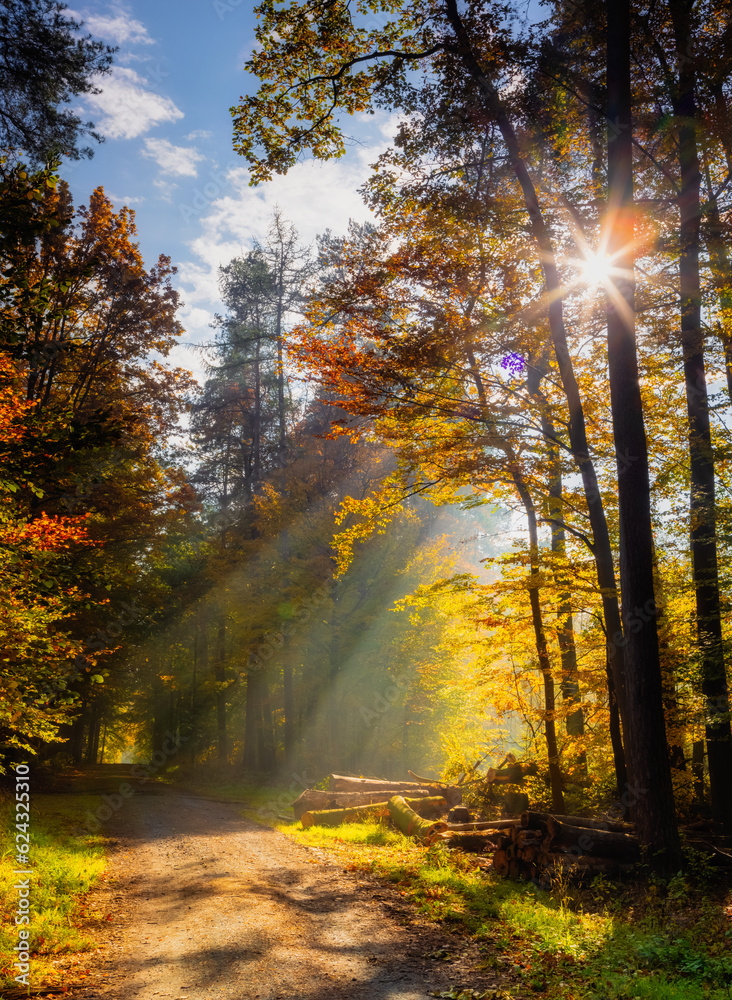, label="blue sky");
[62,0,387,379]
